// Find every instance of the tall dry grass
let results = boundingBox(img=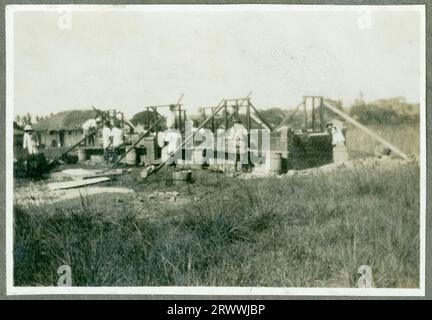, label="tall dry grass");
[14,161,420,288]
[346,123,419,159]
